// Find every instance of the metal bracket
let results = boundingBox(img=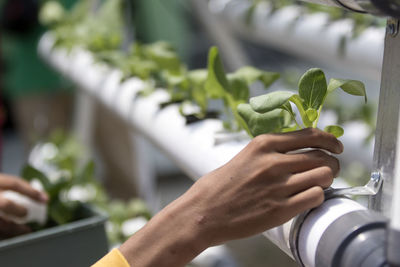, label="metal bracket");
[387,18,400,37]
[324,172,382,199]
